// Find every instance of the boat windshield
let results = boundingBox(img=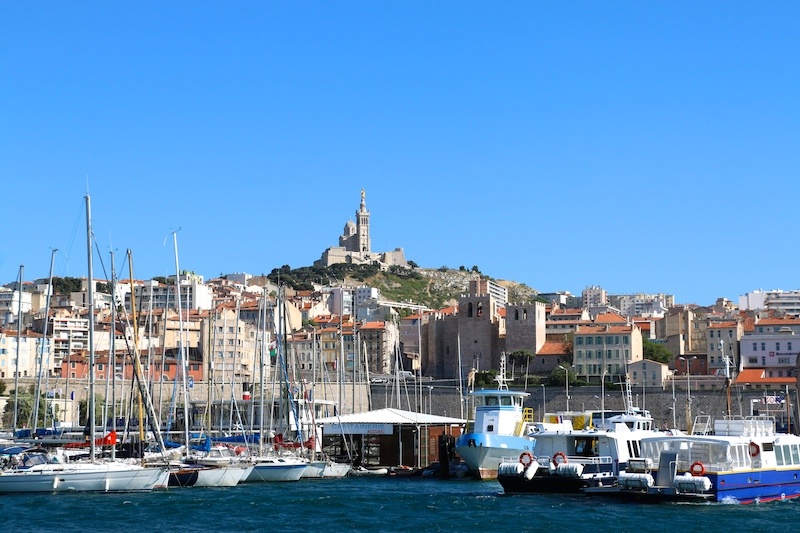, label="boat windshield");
[640,439,740,470]
[479,395,516,407]
[19,452,49,468]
